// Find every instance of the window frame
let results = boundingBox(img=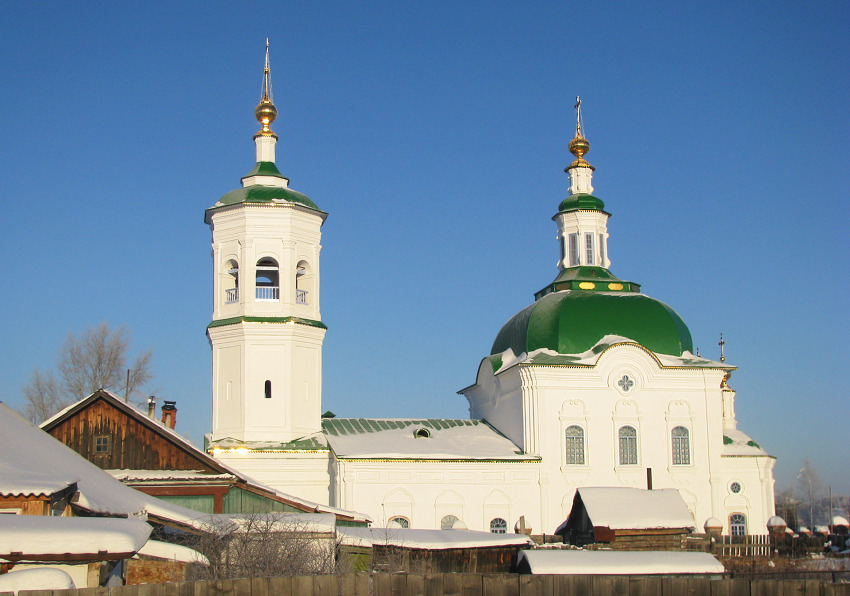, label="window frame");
[618,425,638,466]
[489,518,507,534]
[564,425,586,465]
[671,426,691,466]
